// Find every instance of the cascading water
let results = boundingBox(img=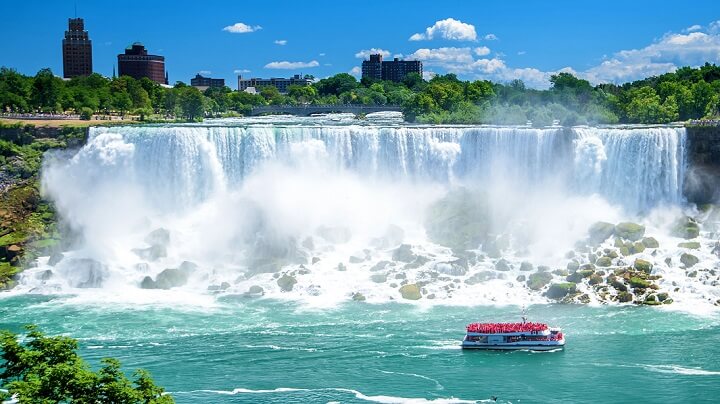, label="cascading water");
[18,119,718,311]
